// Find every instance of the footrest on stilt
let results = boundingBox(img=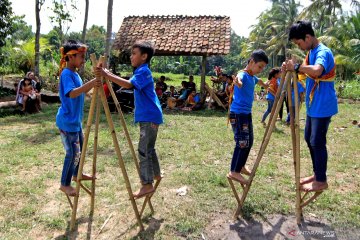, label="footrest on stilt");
[139,177,162,217]
[300,191,323,208]
[227,175,248,219]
